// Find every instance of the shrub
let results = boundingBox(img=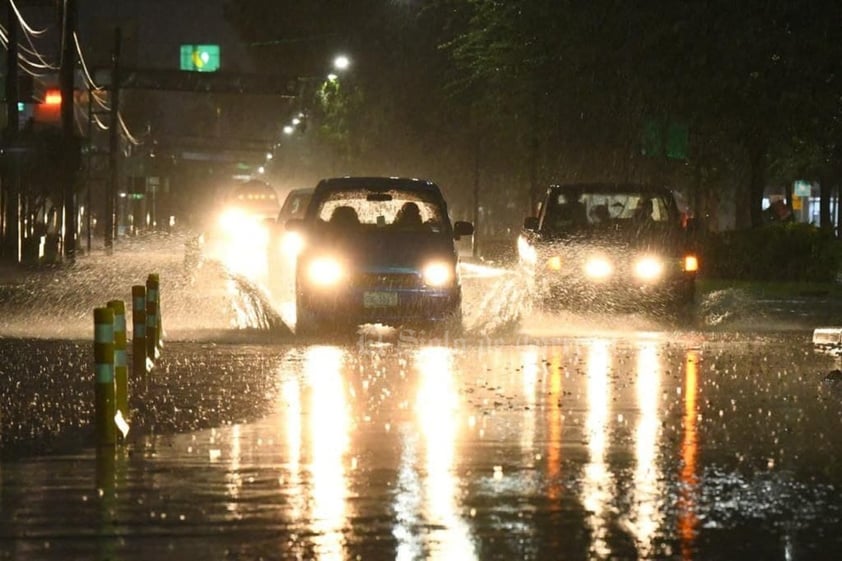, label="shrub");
[699,223,842,282]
